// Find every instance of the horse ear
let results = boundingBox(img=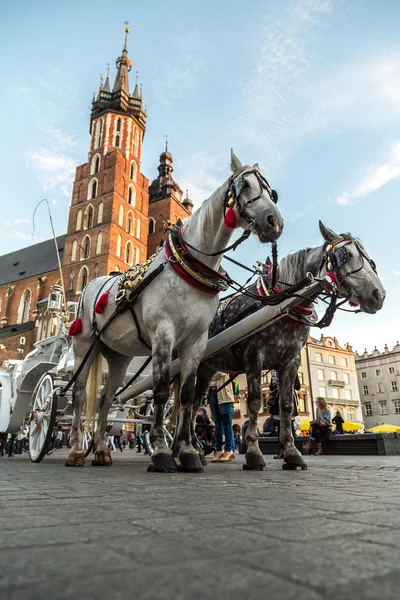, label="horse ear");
[231,149,243,175]
[319,221,337,242]
[253,162,260,170]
